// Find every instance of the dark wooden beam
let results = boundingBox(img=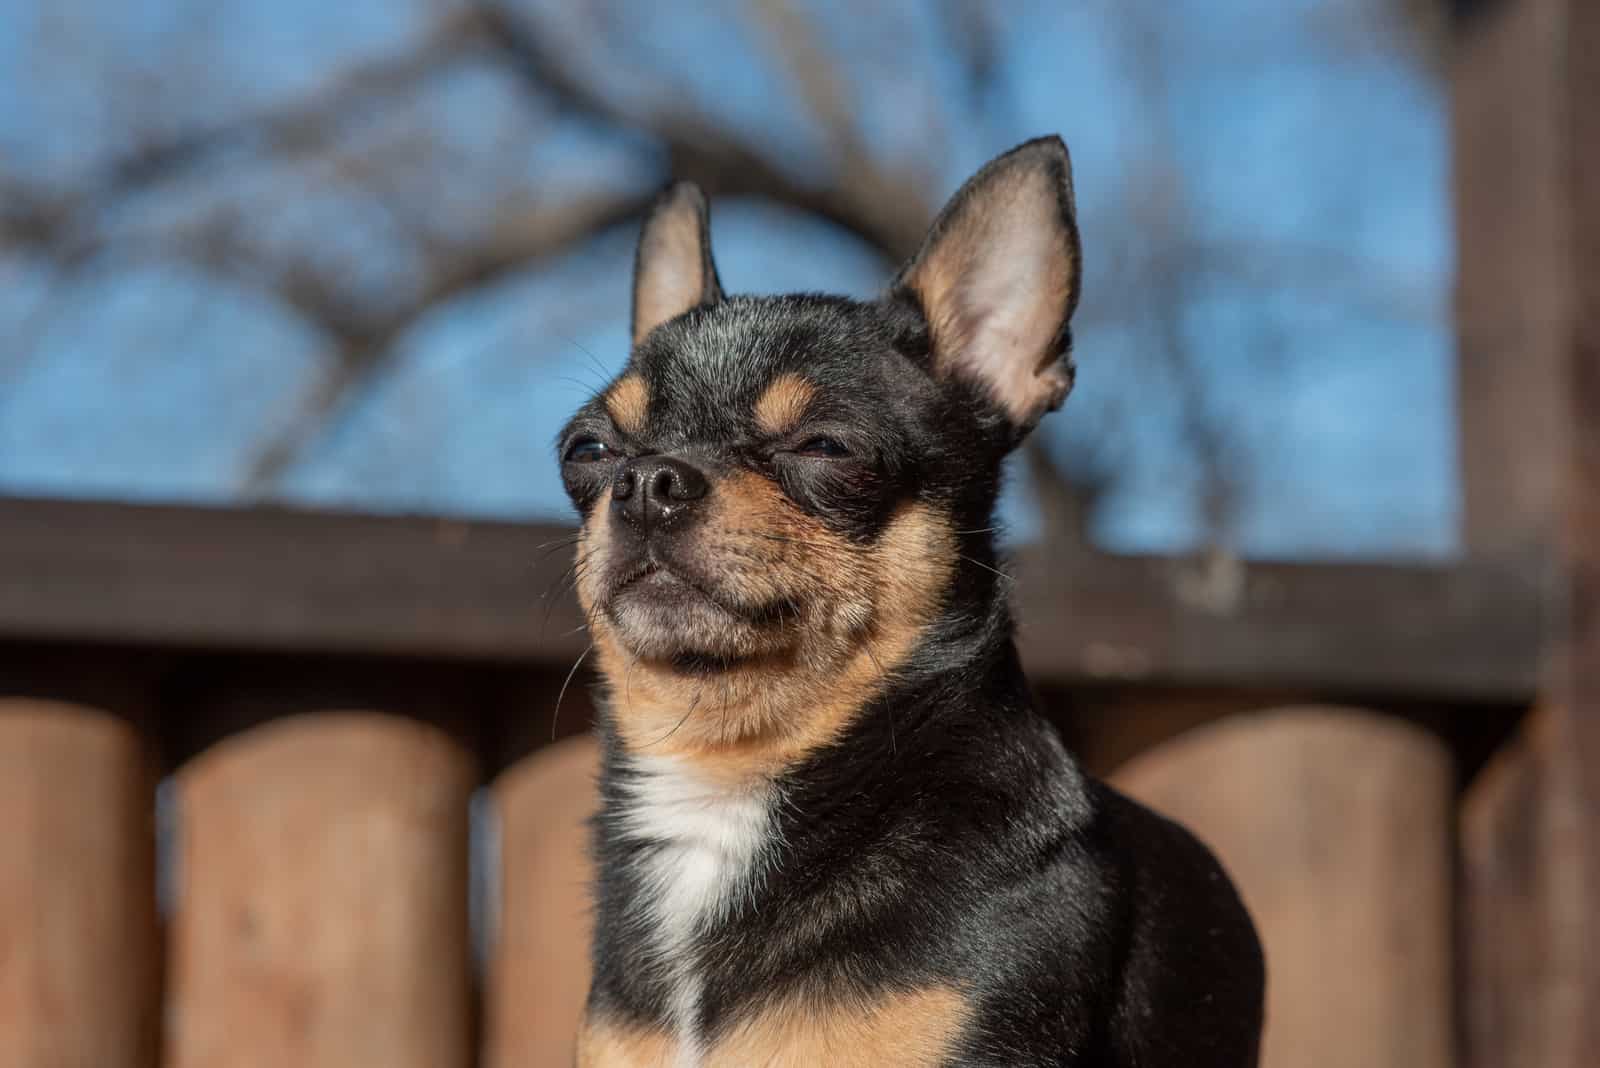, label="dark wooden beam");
[1458,0,1600,1064]
[1557,0,1600,1052]
[1011,545,1540,700]
[1452,0,1569,560]
[0,497,587,663]
[0,496,1543,701]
